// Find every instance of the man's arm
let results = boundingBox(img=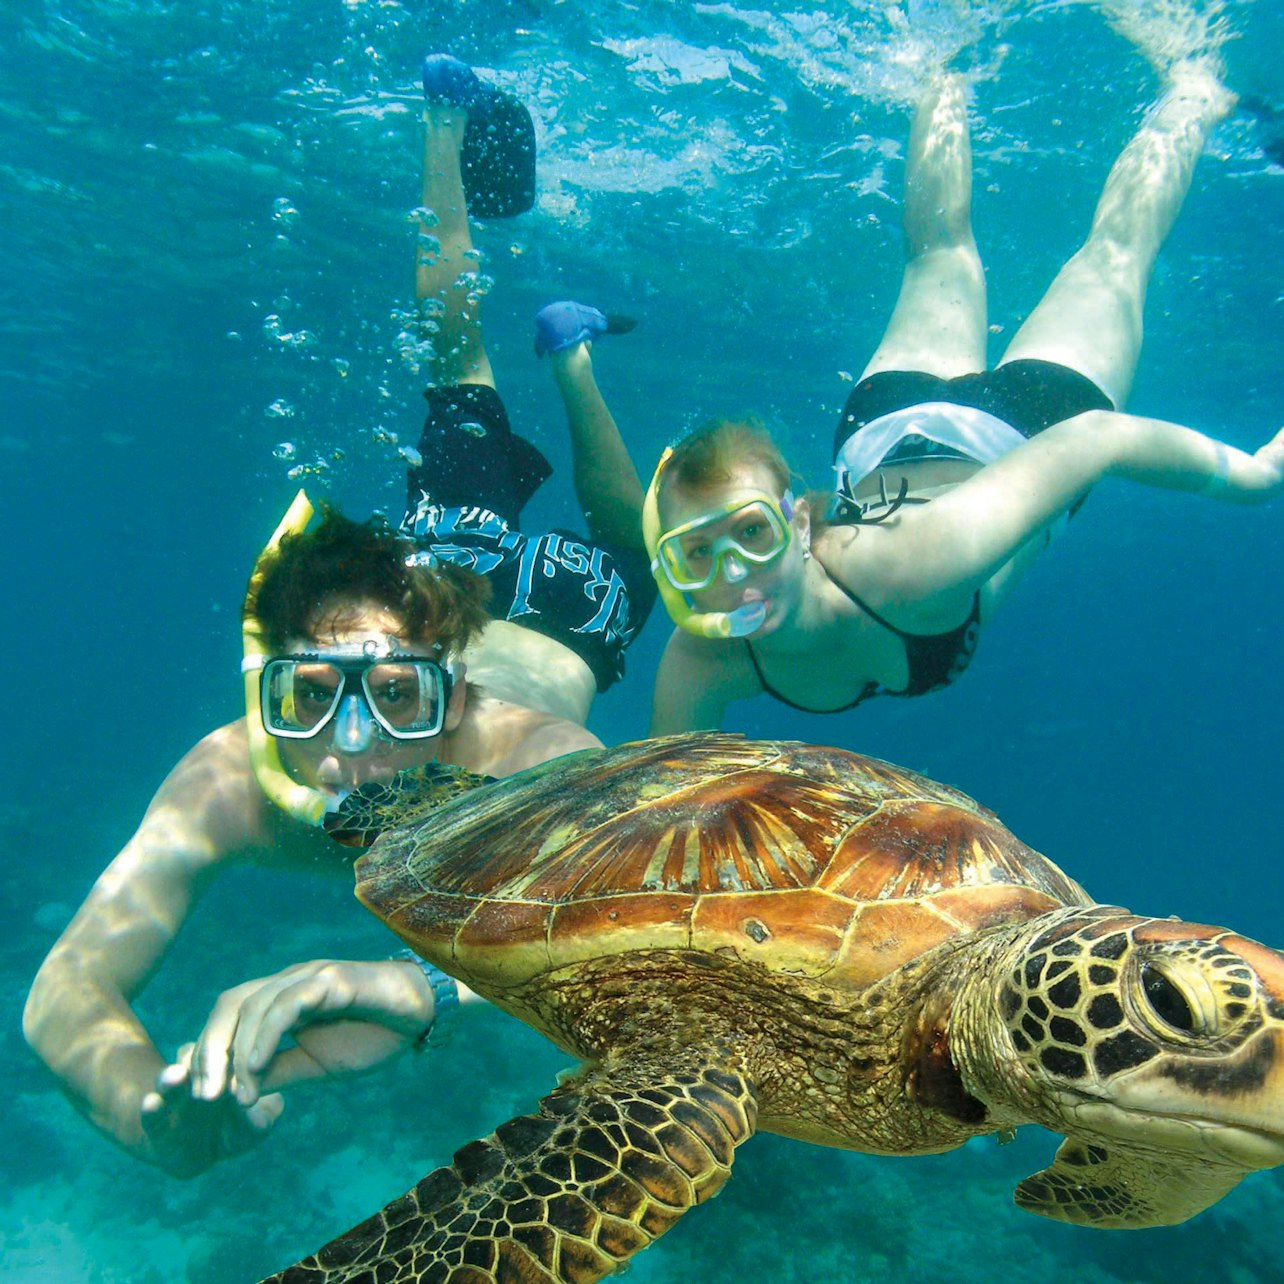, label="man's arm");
[22,723,274,1176]
[183,958,482,1111]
